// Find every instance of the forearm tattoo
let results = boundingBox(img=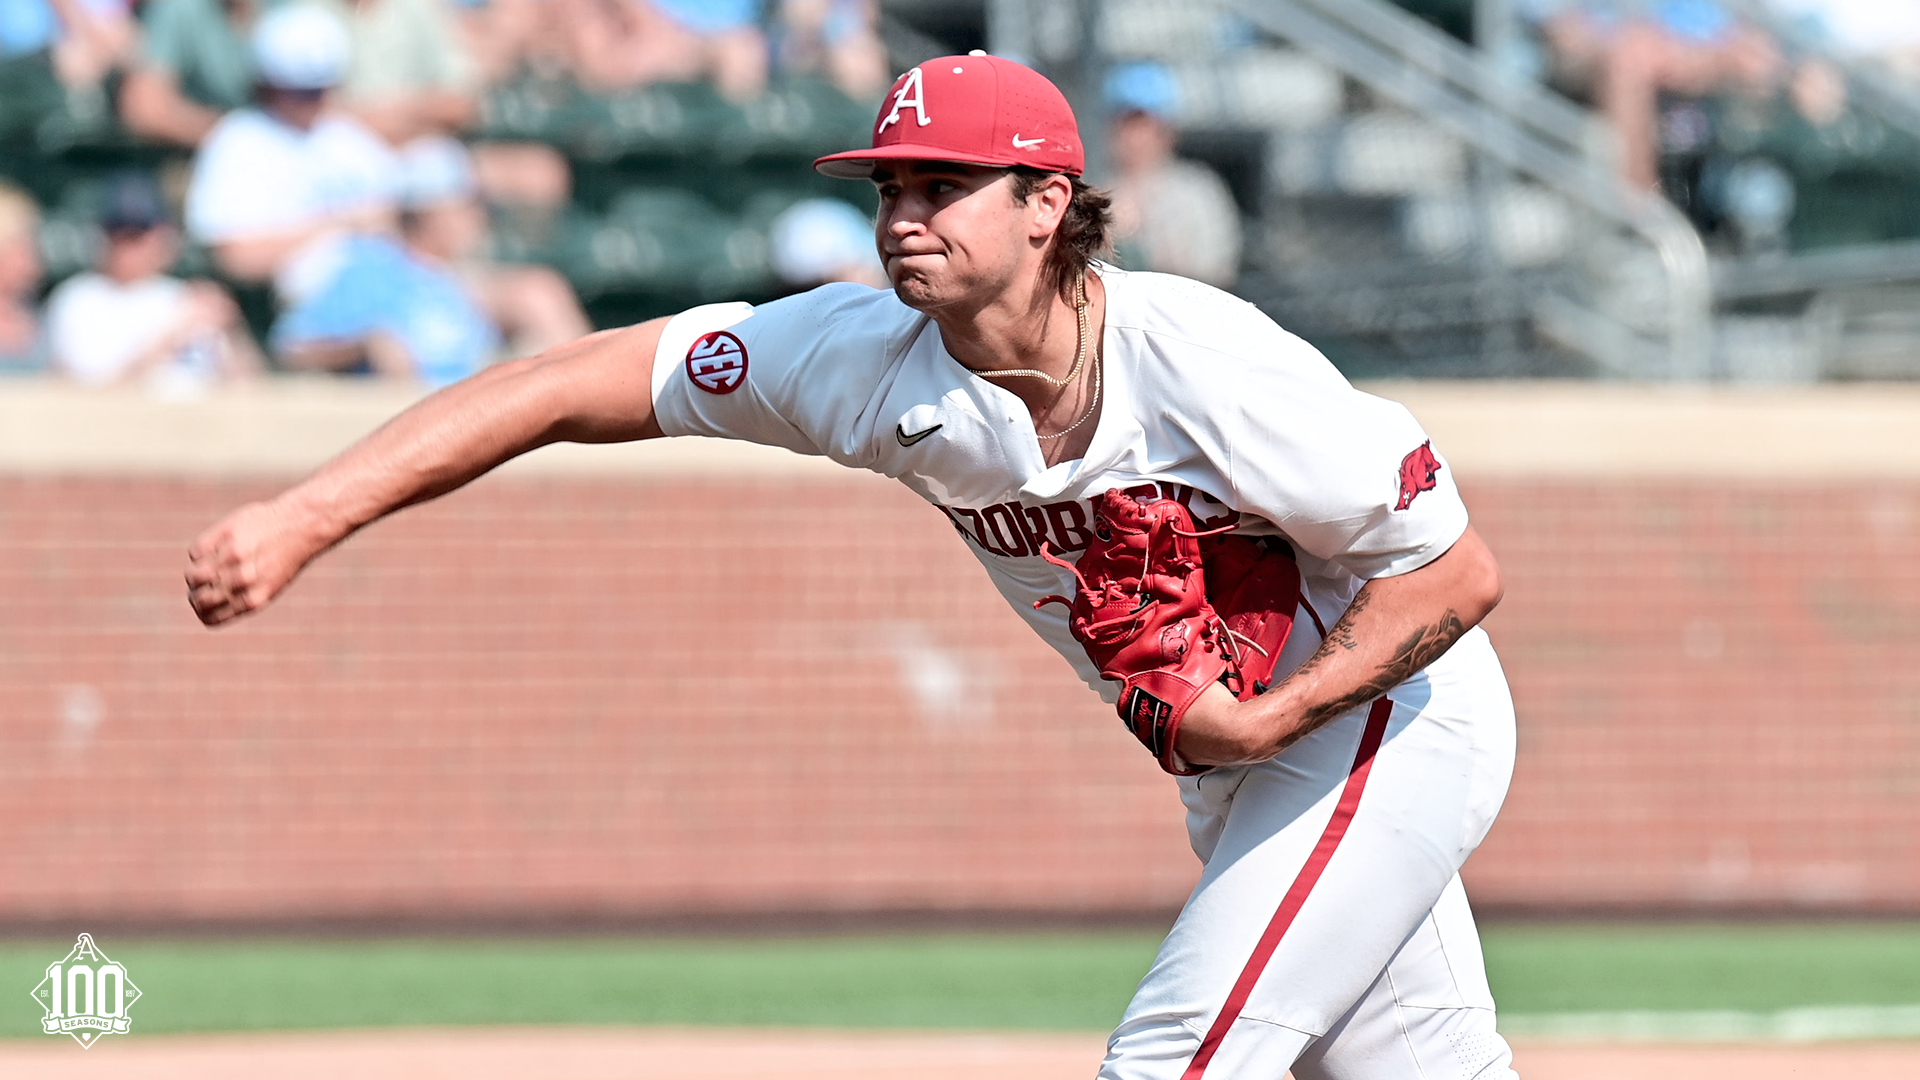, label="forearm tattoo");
[1275,602,1468,752]
[1321,588,1370,651]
